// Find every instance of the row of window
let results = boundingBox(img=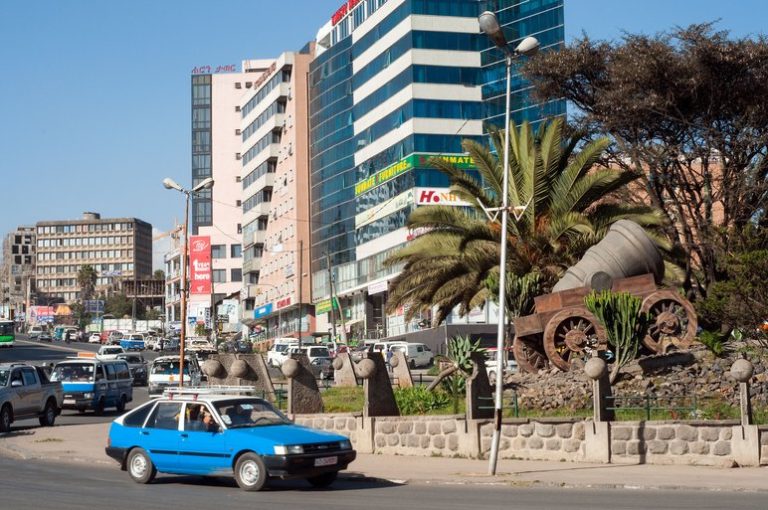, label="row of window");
[242,130,281,166]
[37,236,132,248]
[242,100,286,143]
[36,262,132,275]
[210,244,242,259]
[241,69,292,119]
[212,268,242,283]
[37,250,133,261]
[37,223,134,235]
[242,159,276,190]
[242,188,273,214]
